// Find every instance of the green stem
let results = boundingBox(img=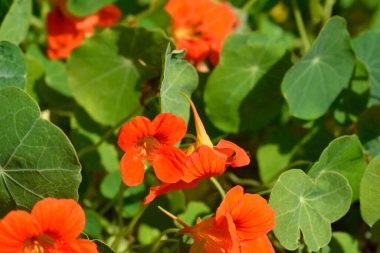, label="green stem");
[77,96,156,158]
[227,173,261,187]
[242,0,257,12]
[118,183,126,227]
[149,228,179,253]
[111,204,148,250]
[323,0,335,23]
[210,177,226,198]
[291,0,311,52]
[255,188,272,196]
